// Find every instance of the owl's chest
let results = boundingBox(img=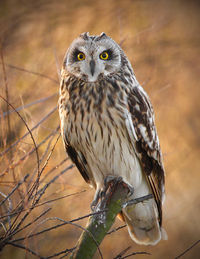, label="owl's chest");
[64,94,142,187]
[60,88,143,187]
[65,94,122,147]
[64,87,125,158]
